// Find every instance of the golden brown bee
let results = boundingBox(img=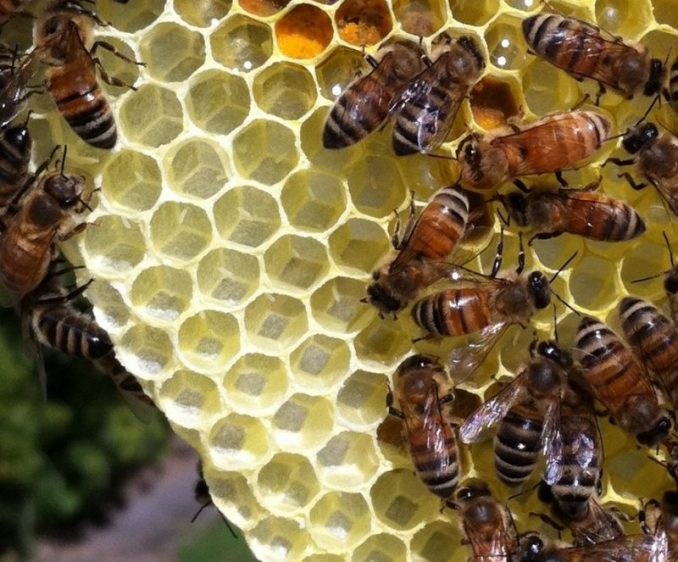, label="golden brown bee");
[390,33,485,155]
[388,354,461,499]
[457,111,611,192]
[619,297,678,408]
[502,186,645,244]
[574,316,673,446]
[531,533,665,562]
[366,185,473,317]
[322,39,426,149]
[606,123,678,218]
[461,340,570,486]
[0,166,89,305]
[451,479,518,561]
[522,13,665,102]
[33,0,143,149]
[411,237,559,381]
[547,385,602,525]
